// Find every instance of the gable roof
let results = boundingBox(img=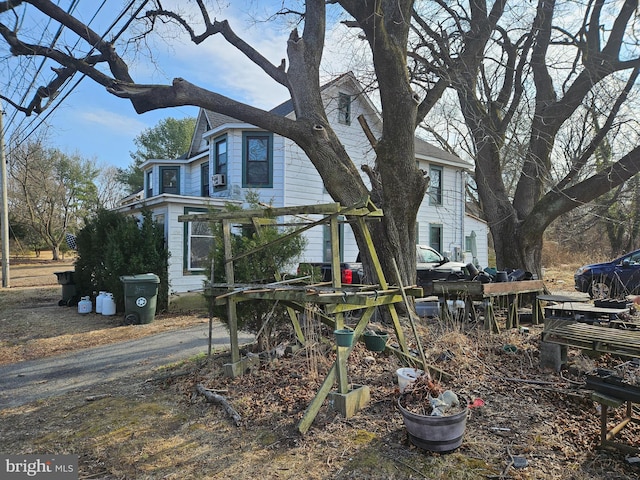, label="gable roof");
[192,72,470,168]
[415,137,472,168]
